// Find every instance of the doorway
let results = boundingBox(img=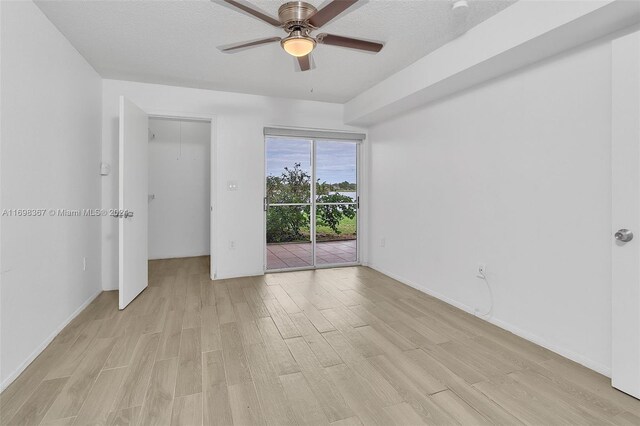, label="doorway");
[118,96,216,309]
[148,117,211,260]
[265,136,359,271]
